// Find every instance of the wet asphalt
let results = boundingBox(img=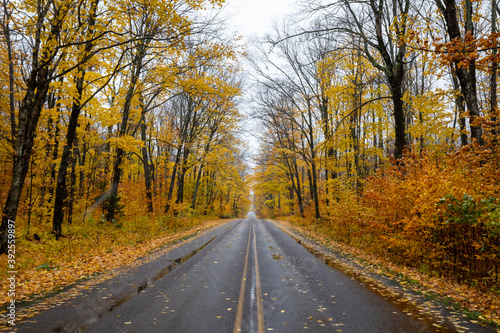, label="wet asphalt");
[10,218,497,332]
